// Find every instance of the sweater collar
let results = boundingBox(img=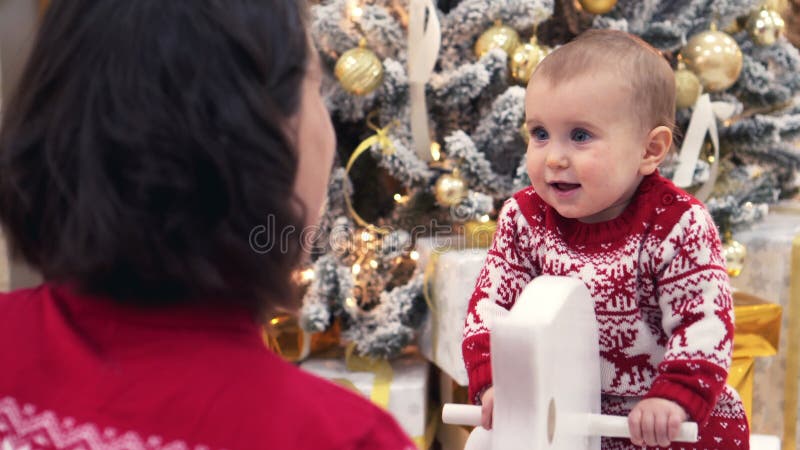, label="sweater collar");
[549,172,661,246]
